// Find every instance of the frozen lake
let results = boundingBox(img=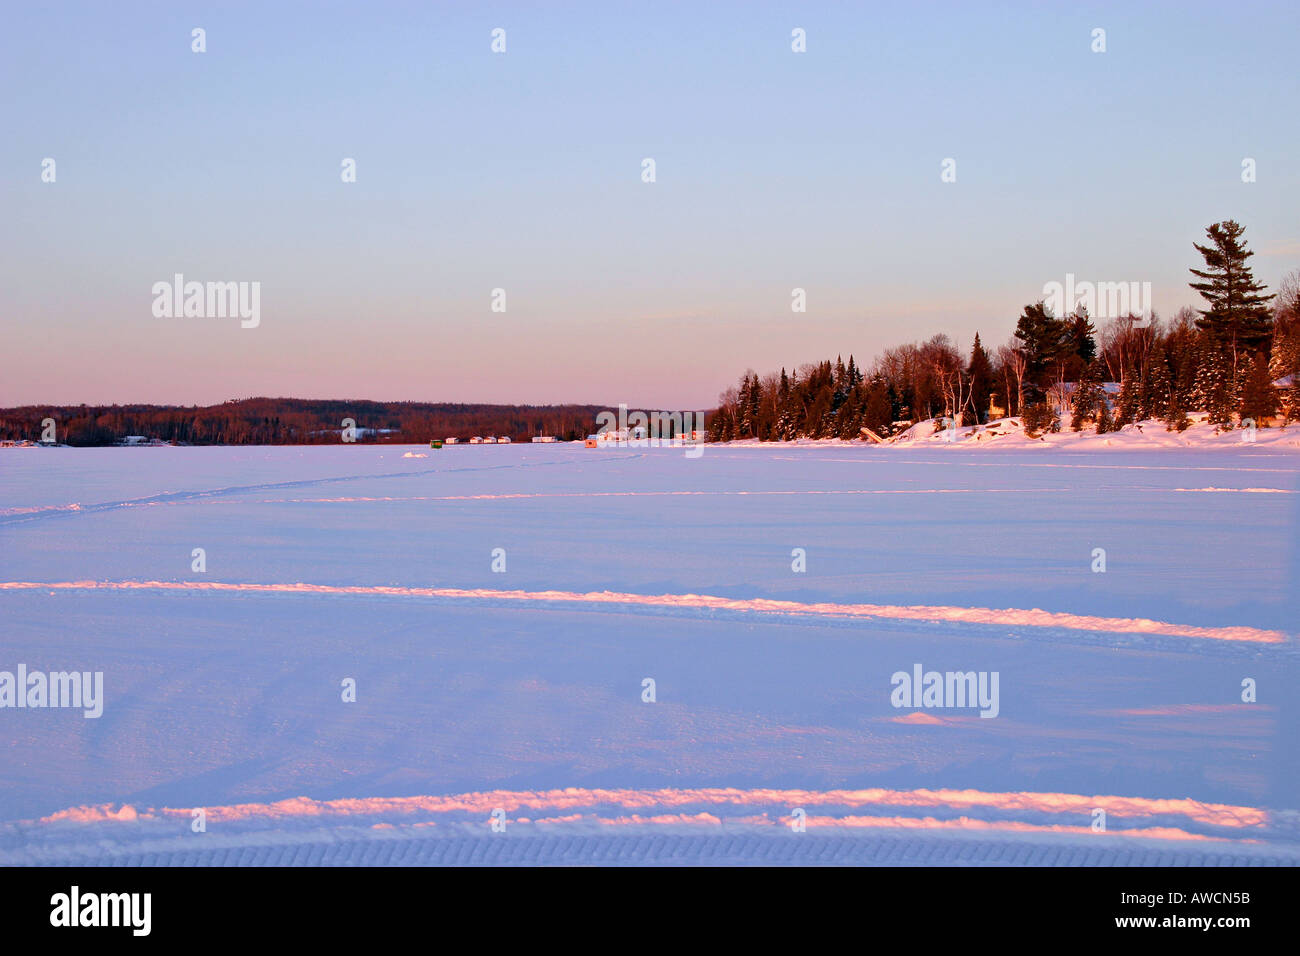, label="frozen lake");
[2,443,1297,864]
